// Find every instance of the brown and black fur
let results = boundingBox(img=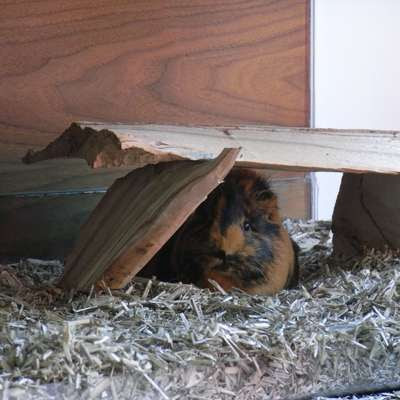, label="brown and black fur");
[141,168,299,295]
